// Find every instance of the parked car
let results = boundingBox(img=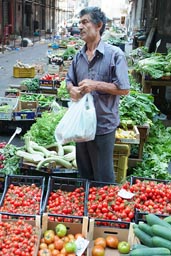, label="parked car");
[70,23,80,36]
